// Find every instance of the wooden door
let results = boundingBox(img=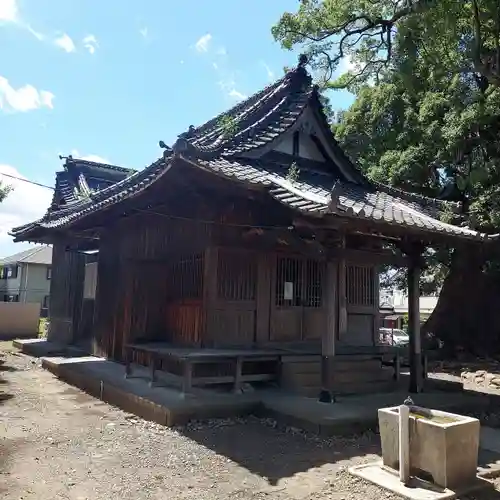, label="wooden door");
[270,255,326,342]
